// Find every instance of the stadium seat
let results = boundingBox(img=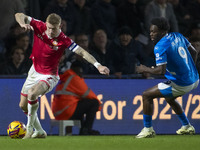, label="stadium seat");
[50,119,81,136]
